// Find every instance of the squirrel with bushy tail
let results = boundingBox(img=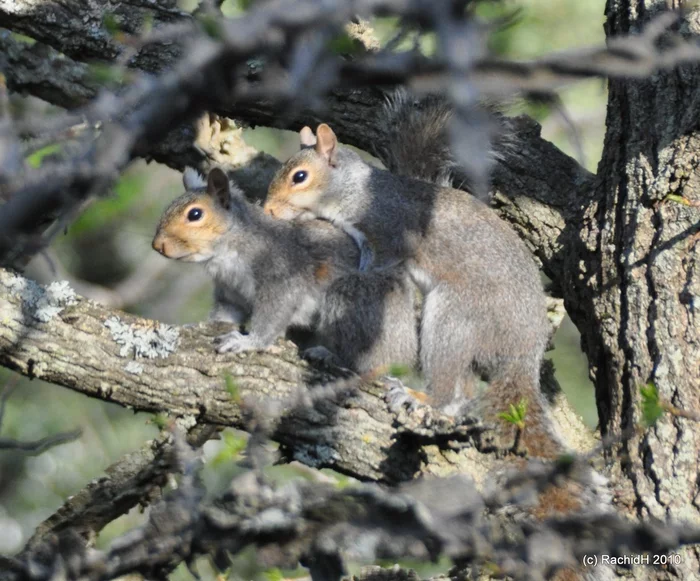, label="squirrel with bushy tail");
[264,91,563,460]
